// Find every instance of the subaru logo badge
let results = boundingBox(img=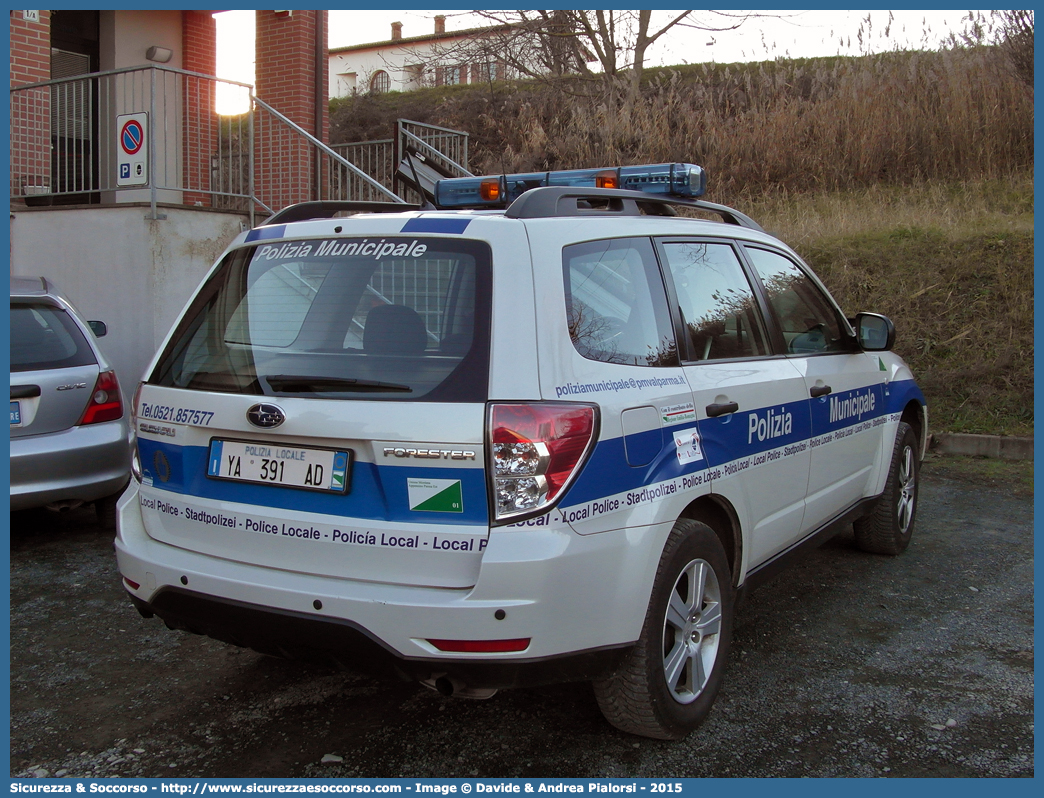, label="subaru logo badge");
[246,403,285,429]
